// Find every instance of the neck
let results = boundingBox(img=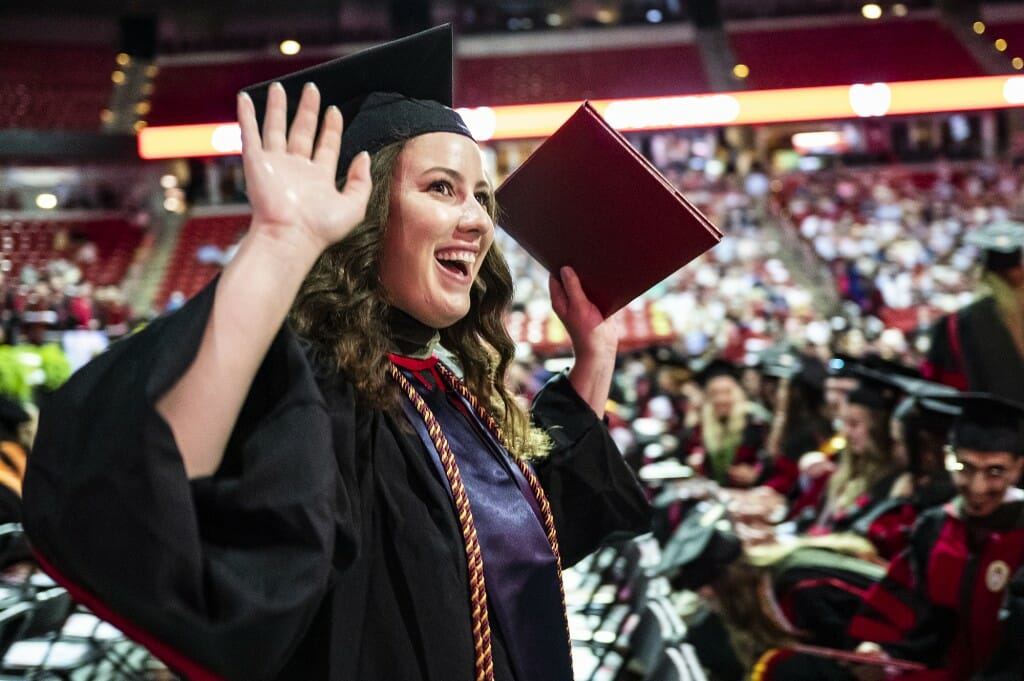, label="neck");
[387,307,440,358]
